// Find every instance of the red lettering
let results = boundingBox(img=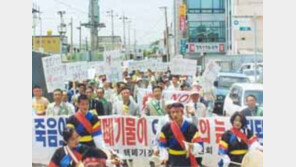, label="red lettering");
[199,119,210,143]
